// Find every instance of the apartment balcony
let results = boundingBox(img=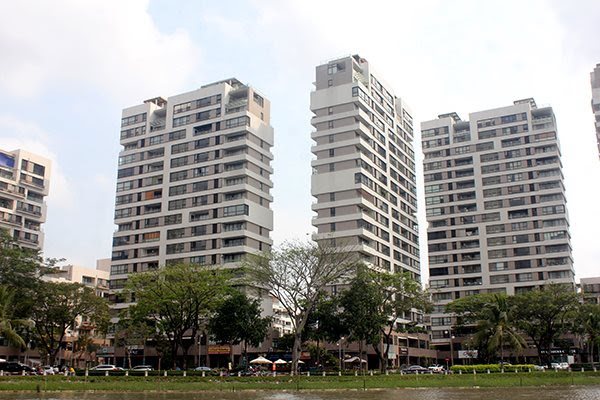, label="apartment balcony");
[0,213,21,226]
[19,175,48,191]
[16,206,42,217]
[532,116,553,125]
[0,186,25,198]
[149,118,166,132]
